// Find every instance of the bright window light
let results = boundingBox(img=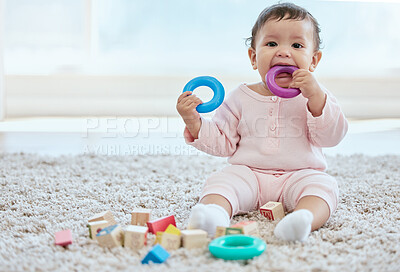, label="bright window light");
[4,0,400,77]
